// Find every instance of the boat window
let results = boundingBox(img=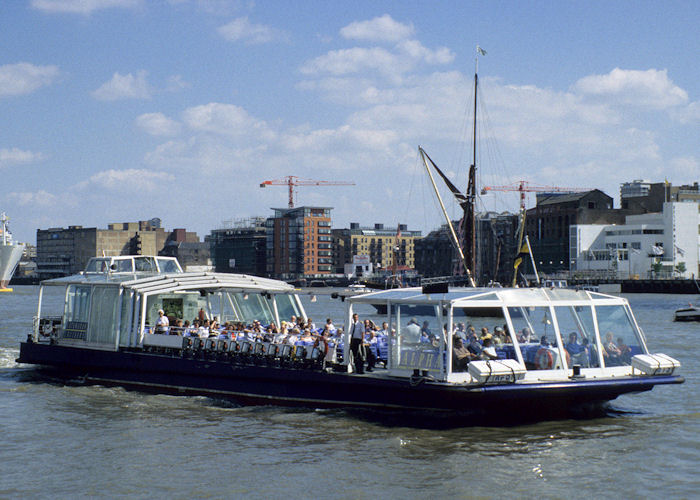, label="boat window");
[275,294,301,324]
[507,306,564,370]
[85,258,109,273]
[595,305,640,366]
[64,285,91,331]
[555,305,600,368]
[157,258,180,273]
[231,292,274,325]
[134,256,156,272]
[87,286,119,344]
[451,307,514,369]
[392,304,443,373]
[116,259,133,273]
